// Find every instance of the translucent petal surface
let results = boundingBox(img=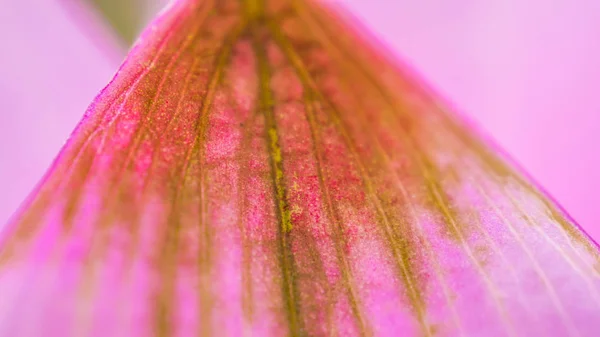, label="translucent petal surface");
[1,0,599,336]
